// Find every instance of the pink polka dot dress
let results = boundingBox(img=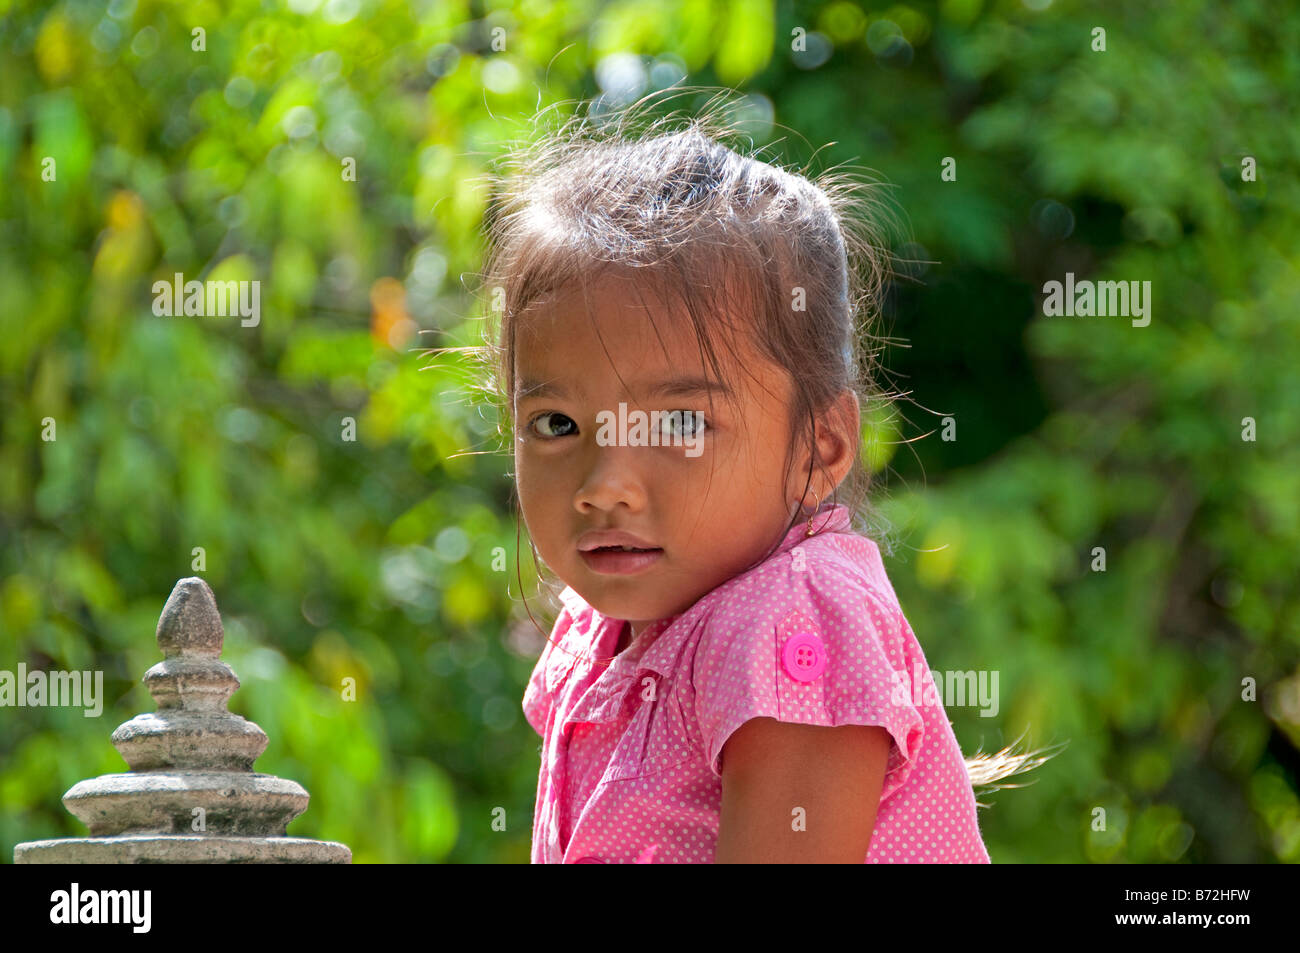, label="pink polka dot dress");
[522,503,991,863]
